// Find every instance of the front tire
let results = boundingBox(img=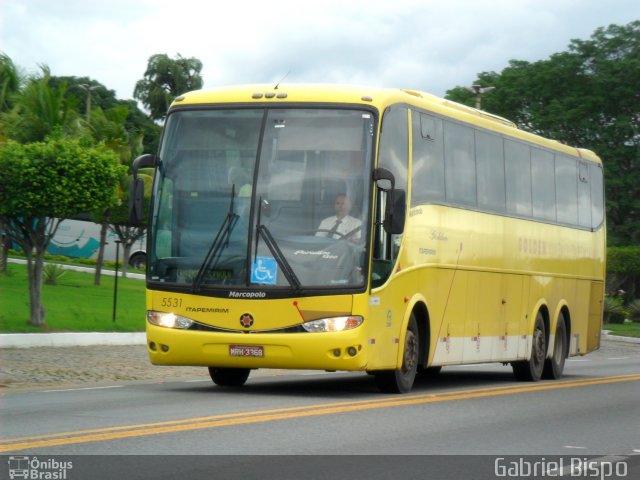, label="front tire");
[543,314,567,380]
[512,312,547,381]
[375,315,419,393]
[208,367,250,387]
[129,252,147,270]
